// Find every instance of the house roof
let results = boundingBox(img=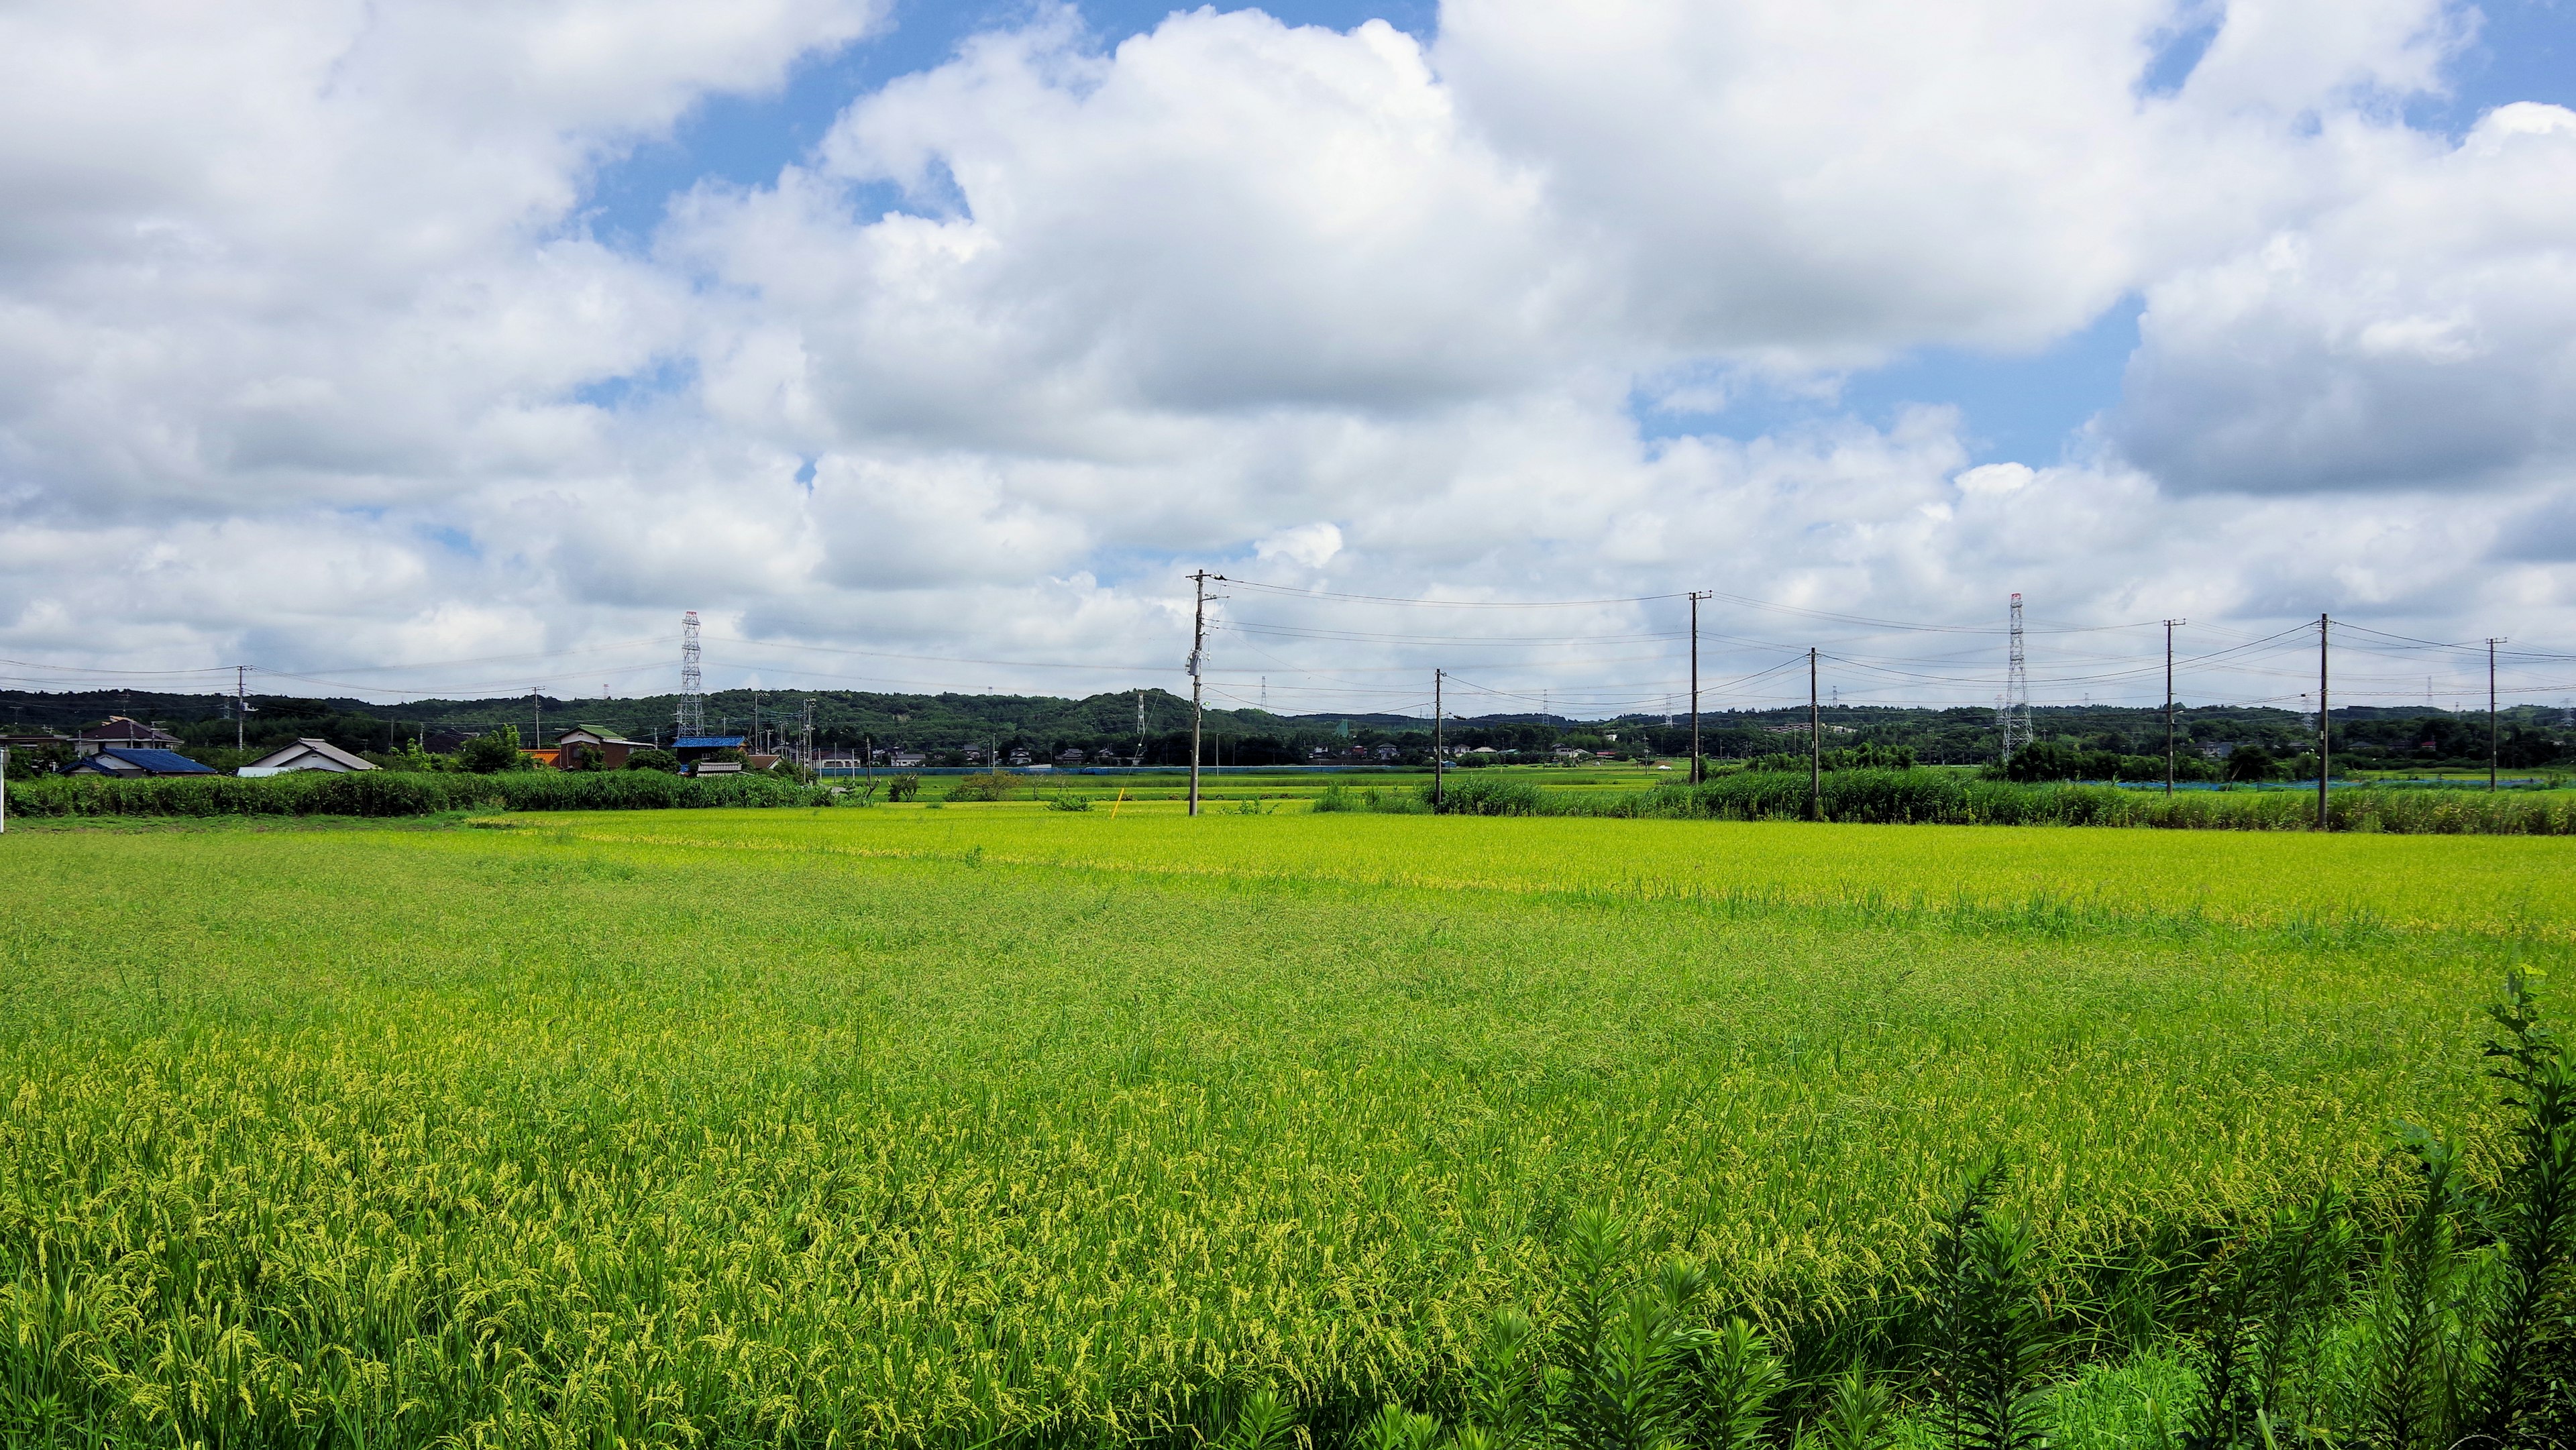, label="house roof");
[244,738,376,771]
[560,725,647,746]
[78,716,180,744]
[74,748,215,775]
[673,736,745,748]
